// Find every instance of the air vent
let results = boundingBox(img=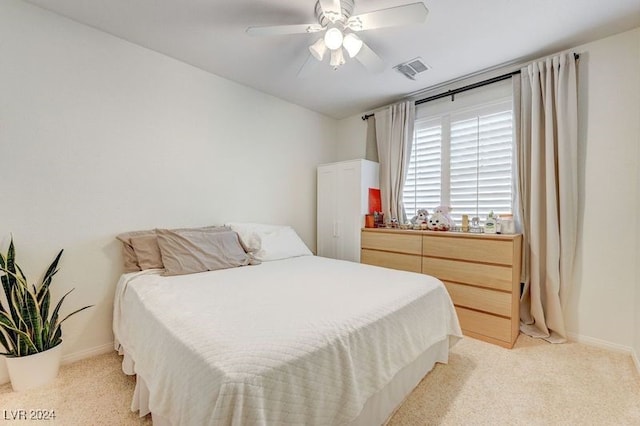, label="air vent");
[394,57,430,80]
